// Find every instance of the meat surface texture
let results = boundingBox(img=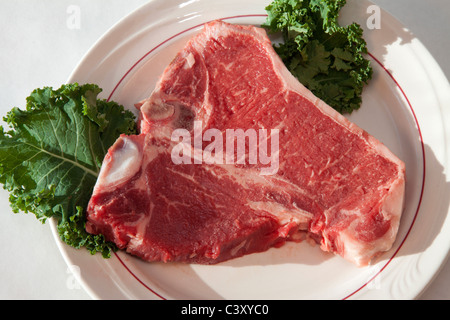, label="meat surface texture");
[86,21,405,267]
